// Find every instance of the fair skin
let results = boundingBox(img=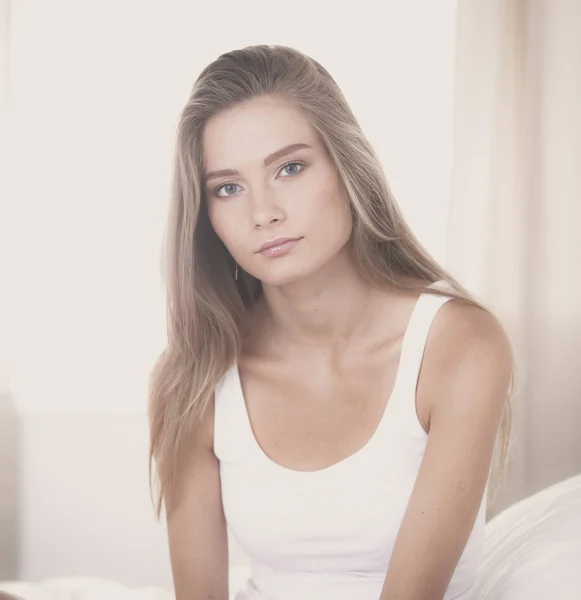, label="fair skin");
[166,94,512,600]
